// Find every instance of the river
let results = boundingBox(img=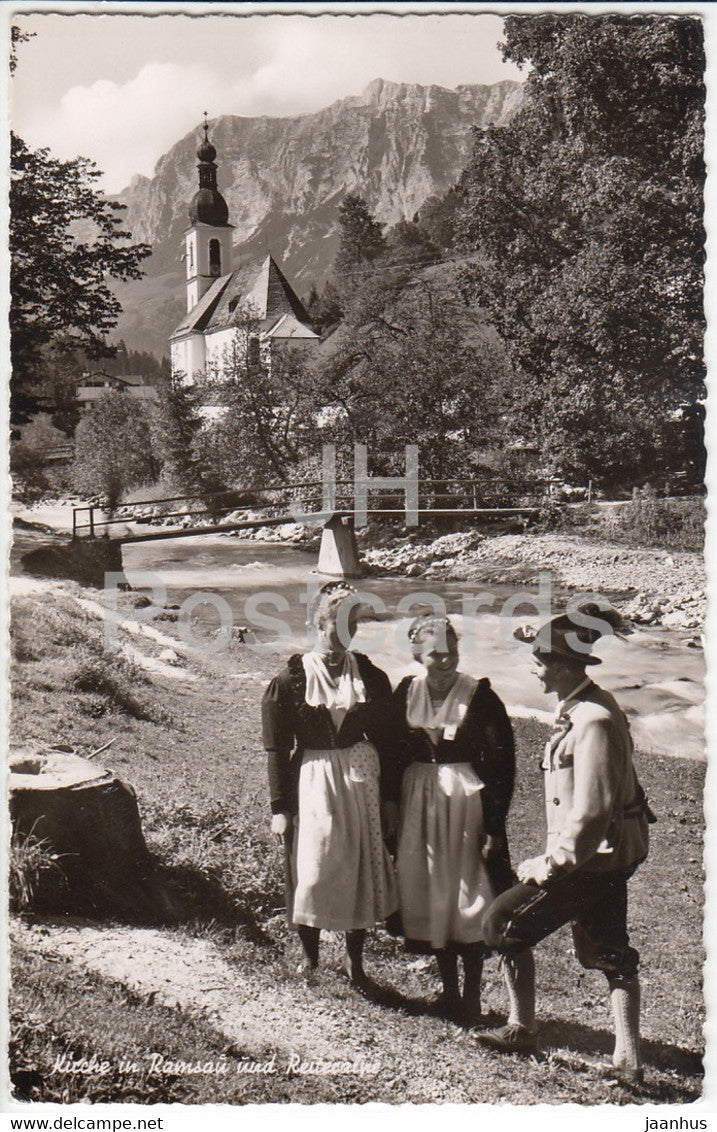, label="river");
[120,535,706,761]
